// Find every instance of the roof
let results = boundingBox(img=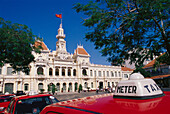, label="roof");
[143,53,165,69]
[74,46,89,56]
[14,94,51,100]
[147,74,170,79]
[143,59,156,68]
[41,92,170,114]
[34,41,48,50]
[121,67,134,71]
